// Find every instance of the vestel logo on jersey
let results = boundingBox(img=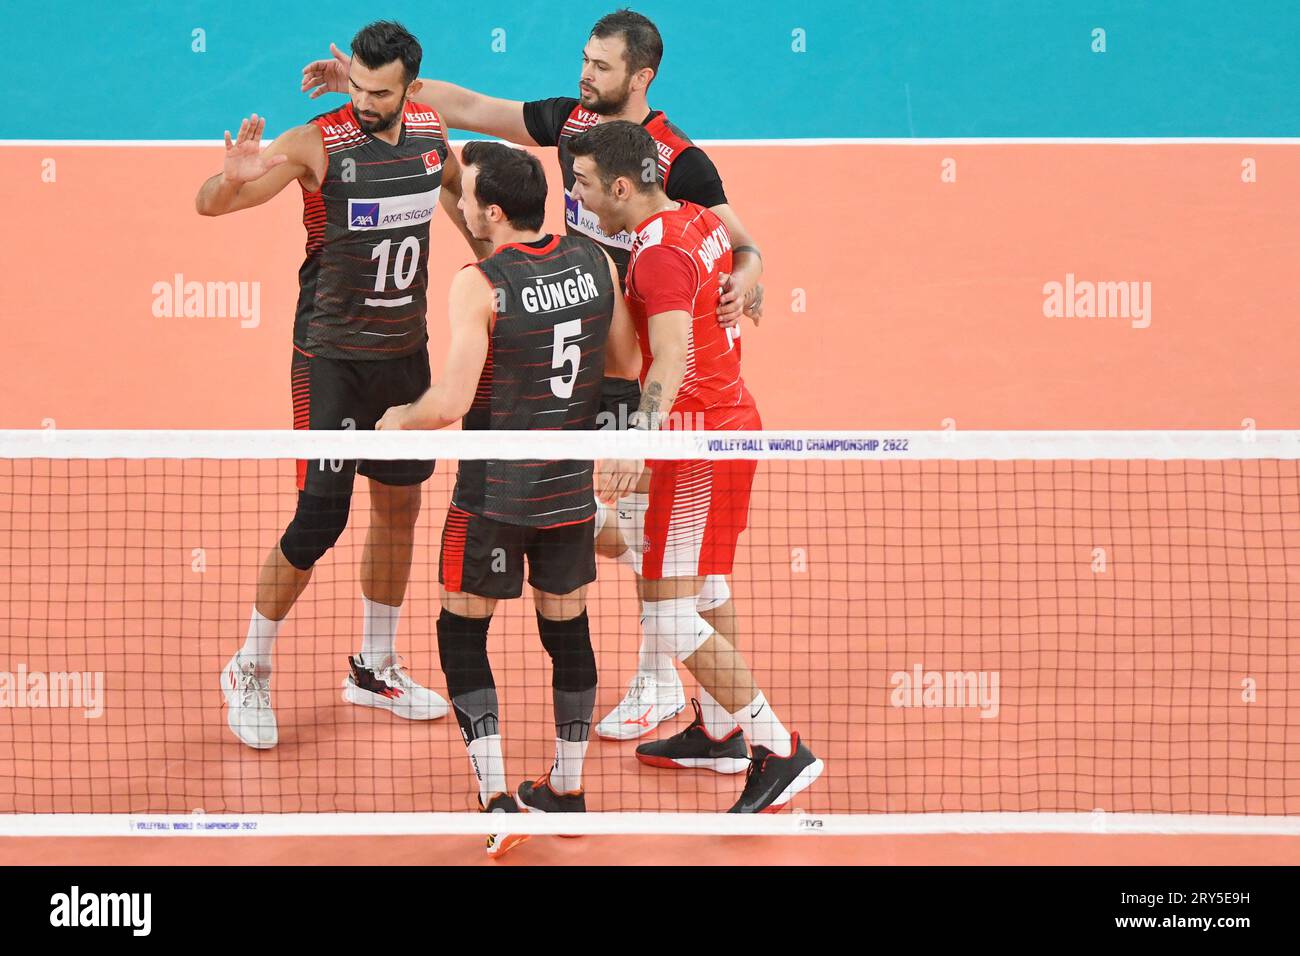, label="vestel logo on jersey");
[656,141,675,164]
[421,150,443,174]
